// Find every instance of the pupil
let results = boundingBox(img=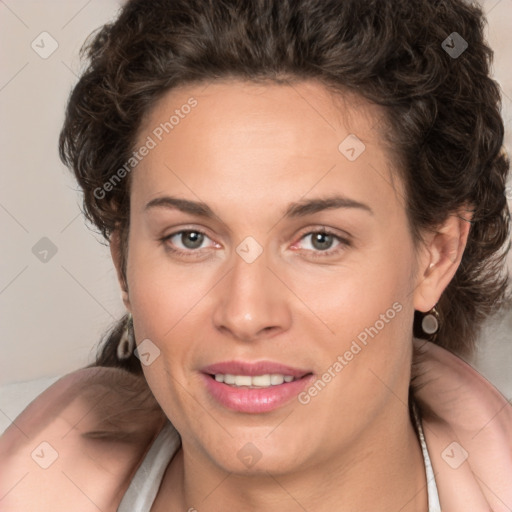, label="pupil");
[312,233,332,251]
[182,231,203,249]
